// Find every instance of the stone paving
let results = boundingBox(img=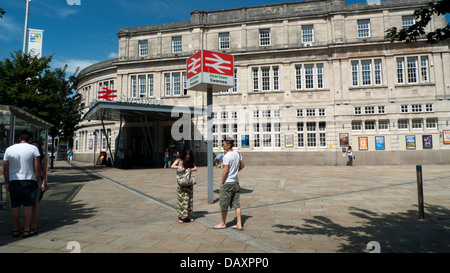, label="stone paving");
[0,161,449,253]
